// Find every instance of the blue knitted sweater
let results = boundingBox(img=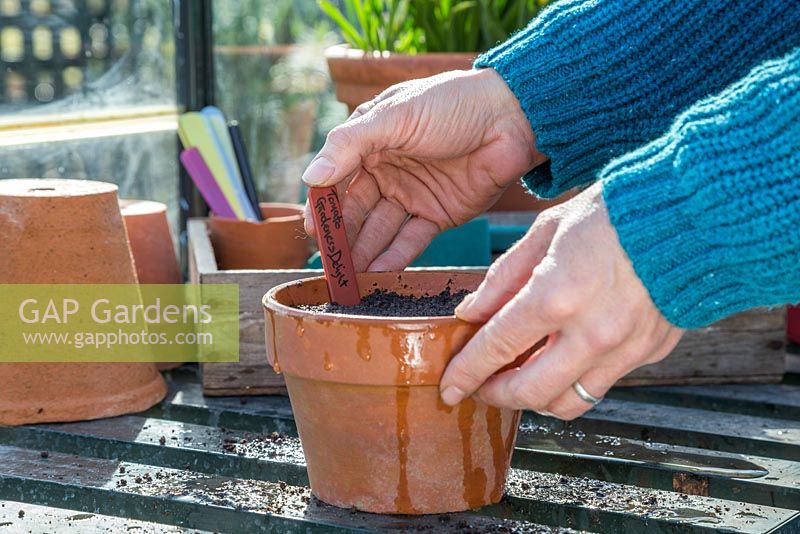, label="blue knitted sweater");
[476,0,800,328]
